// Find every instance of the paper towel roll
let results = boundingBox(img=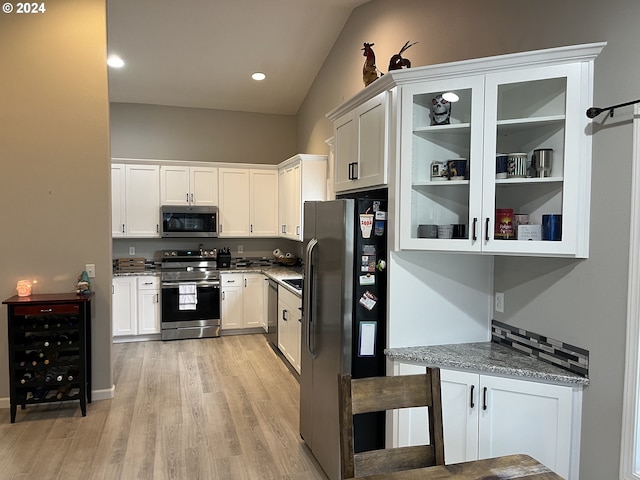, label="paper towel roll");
[285,252,293,258]
[273,249,283,257]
